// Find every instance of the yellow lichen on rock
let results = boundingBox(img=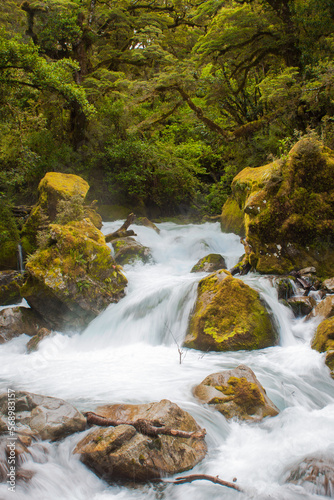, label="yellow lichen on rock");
[183,270,277,352]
